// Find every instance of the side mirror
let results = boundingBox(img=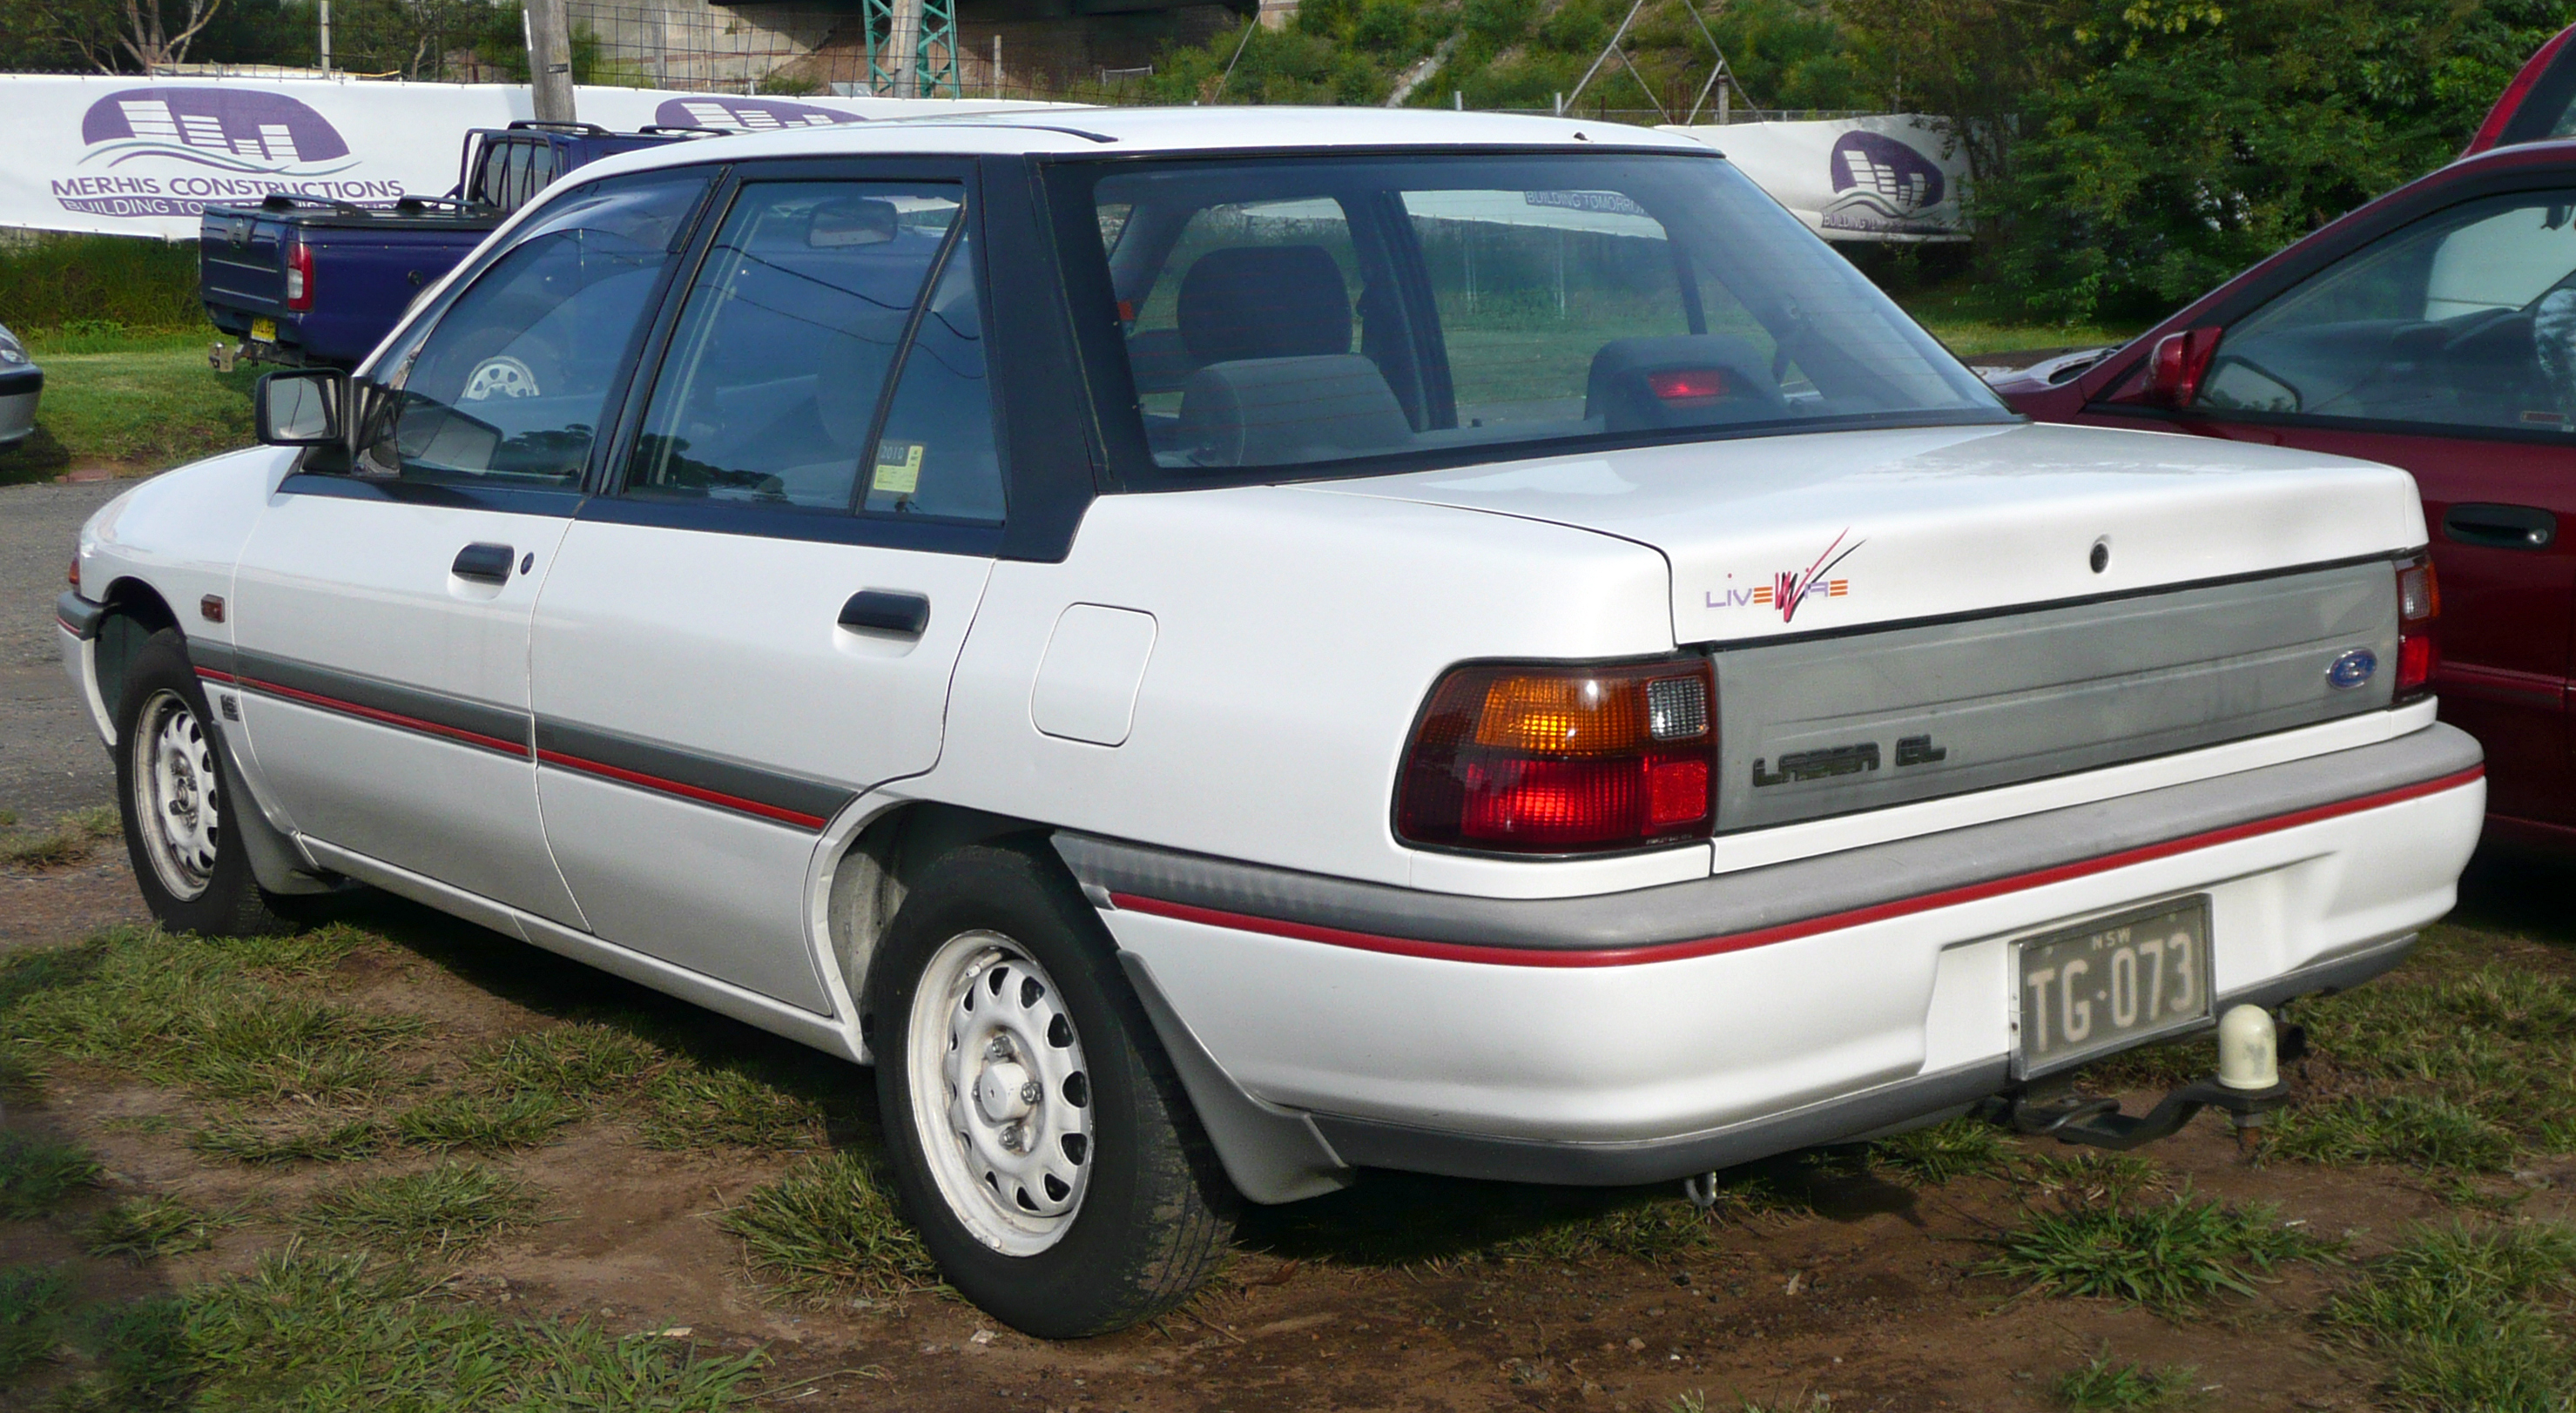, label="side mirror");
[255,368,345,446]
[2129,326,2223,408]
